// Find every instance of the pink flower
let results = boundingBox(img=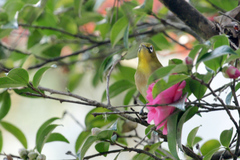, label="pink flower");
[184,56,193,66]
[222,66,240,79]
[146,81,186,135]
